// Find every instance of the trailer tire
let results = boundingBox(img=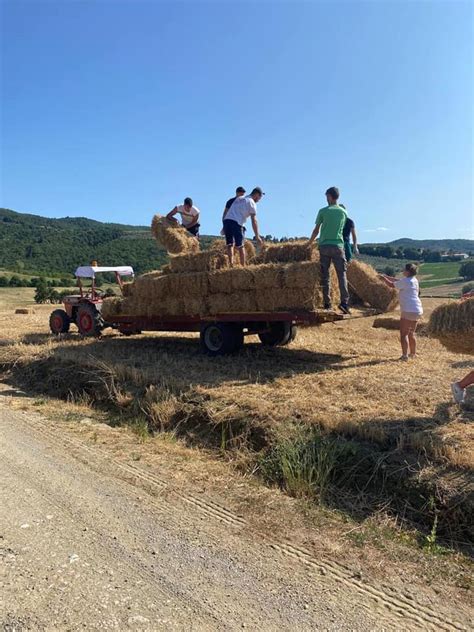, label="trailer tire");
[77,304,103,337]
[200,323,244,355]
[49,309,70,334]
[258,322,296,346]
